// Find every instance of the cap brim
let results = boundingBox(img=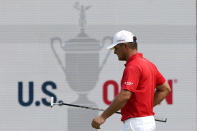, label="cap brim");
[106,43,117,50]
